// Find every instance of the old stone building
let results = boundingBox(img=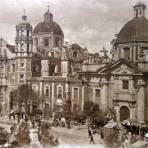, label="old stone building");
[0,2,148,123]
